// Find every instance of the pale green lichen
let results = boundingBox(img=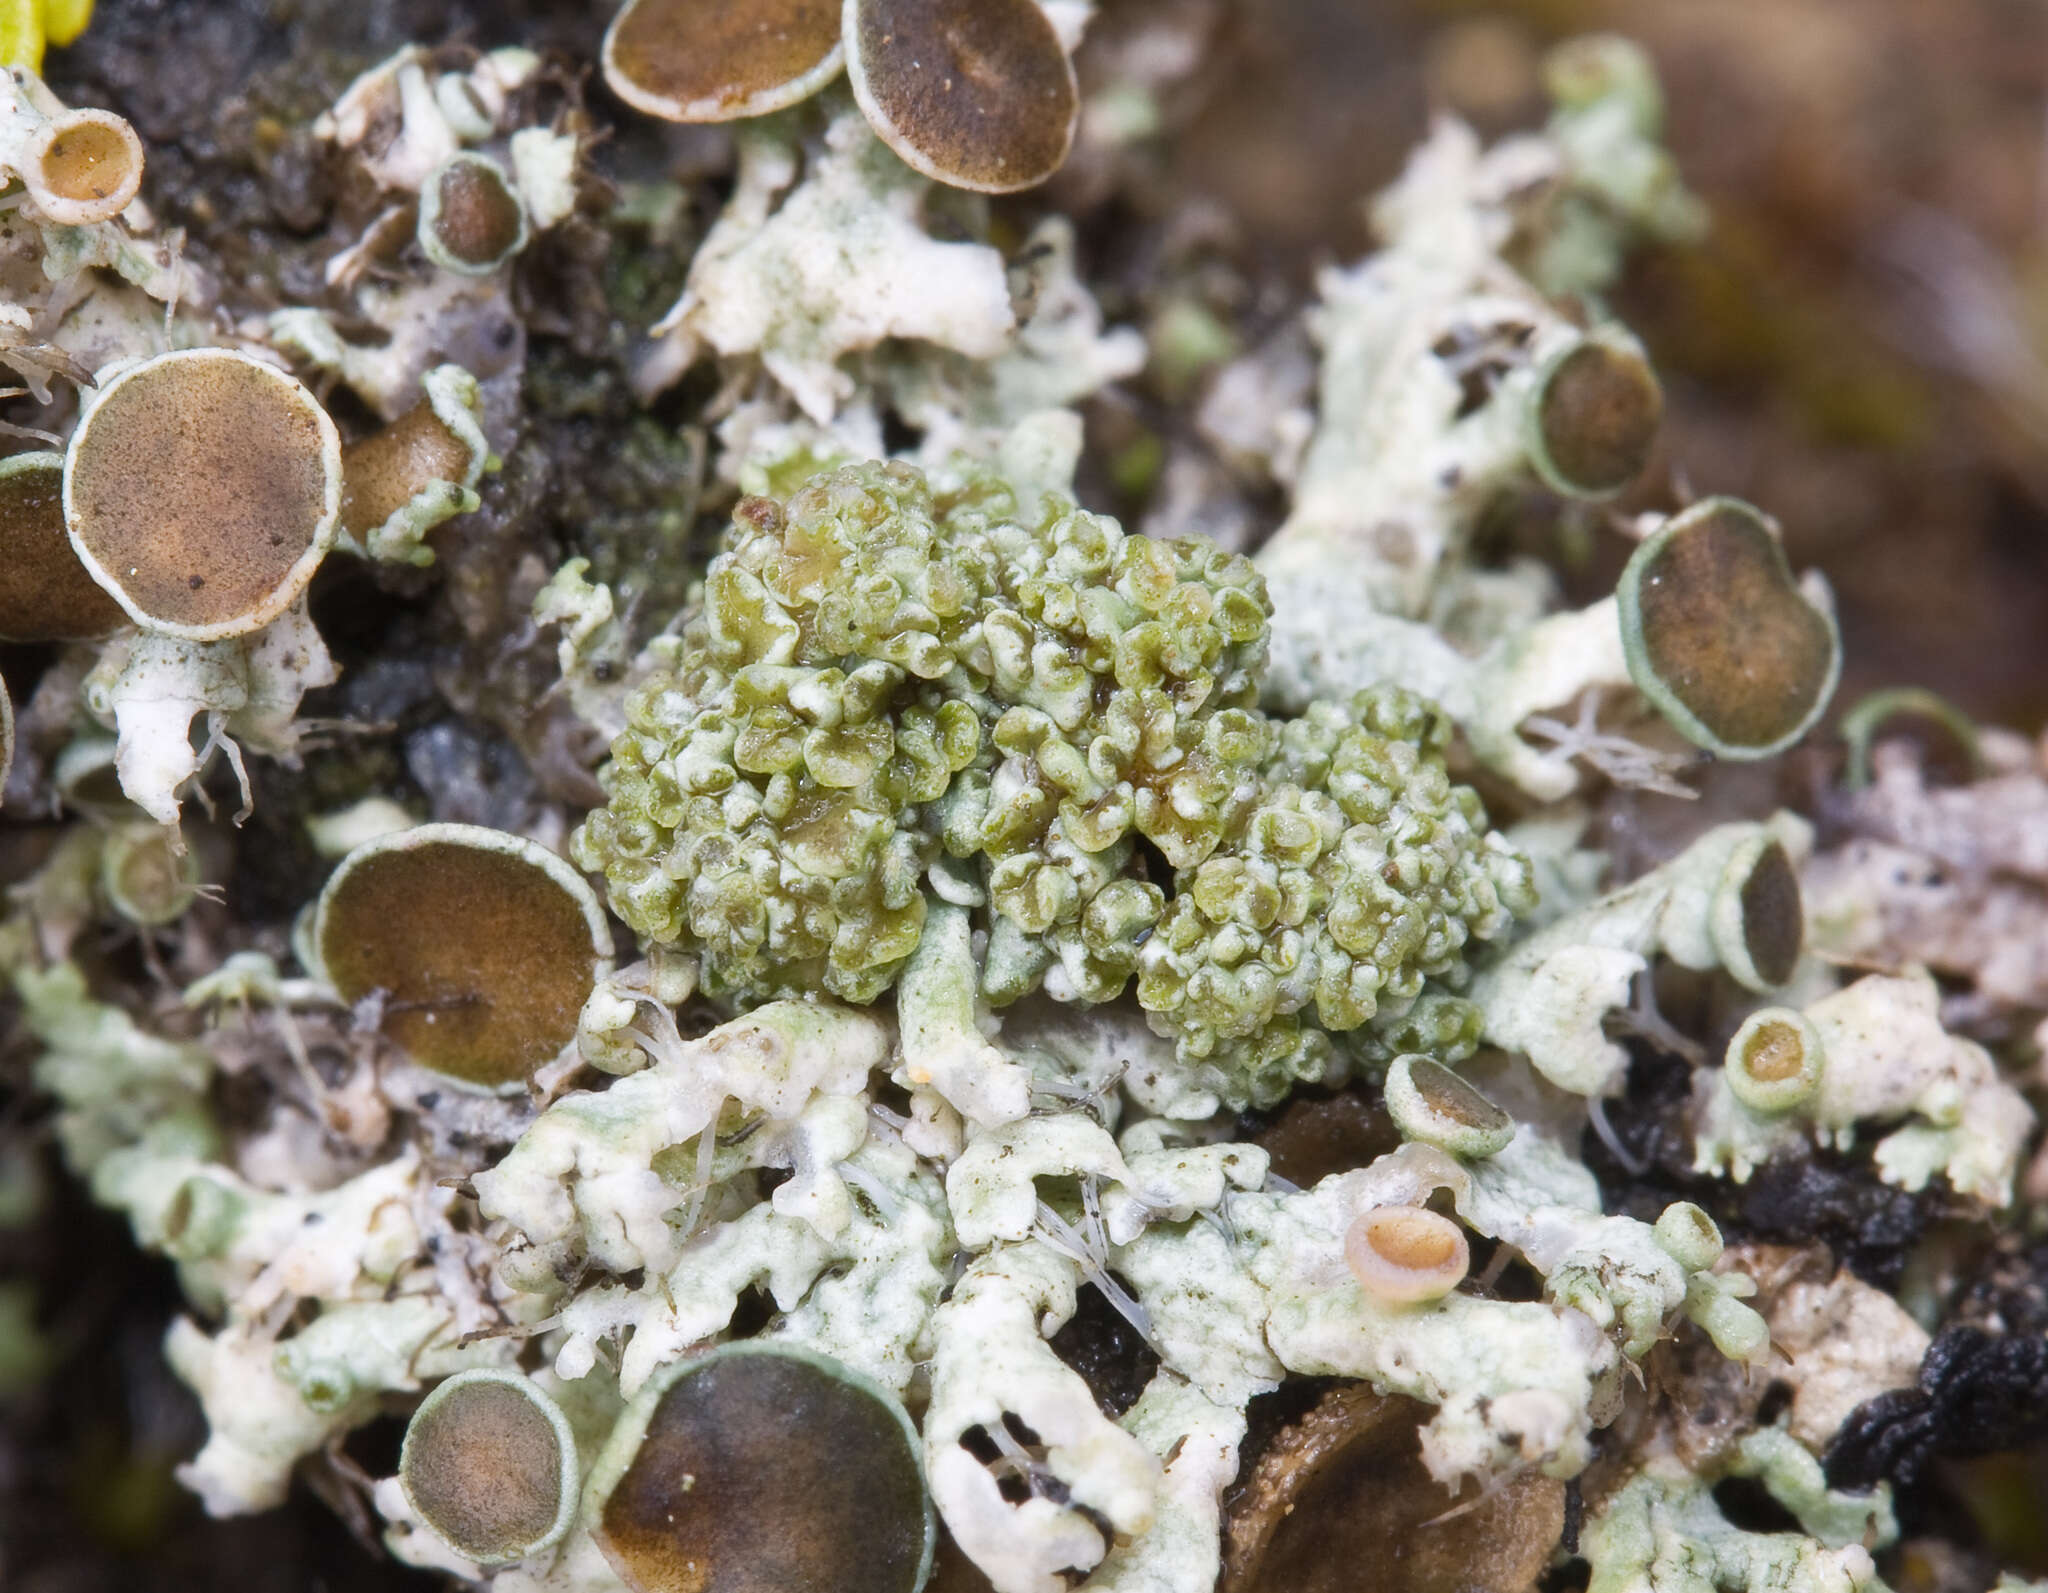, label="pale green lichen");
[1584,1428,1895,1593]
[1470,815,1814,1096]
[1693,969,2034,1205]
[9,27,2028,1593]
